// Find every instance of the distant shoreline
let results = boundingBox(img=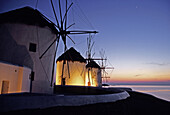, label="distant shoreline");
[107,84,170,102]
